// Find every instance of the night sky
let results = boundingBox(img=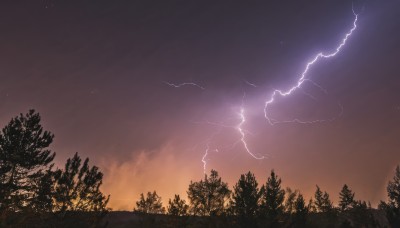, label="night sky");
[1,0,399,210]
